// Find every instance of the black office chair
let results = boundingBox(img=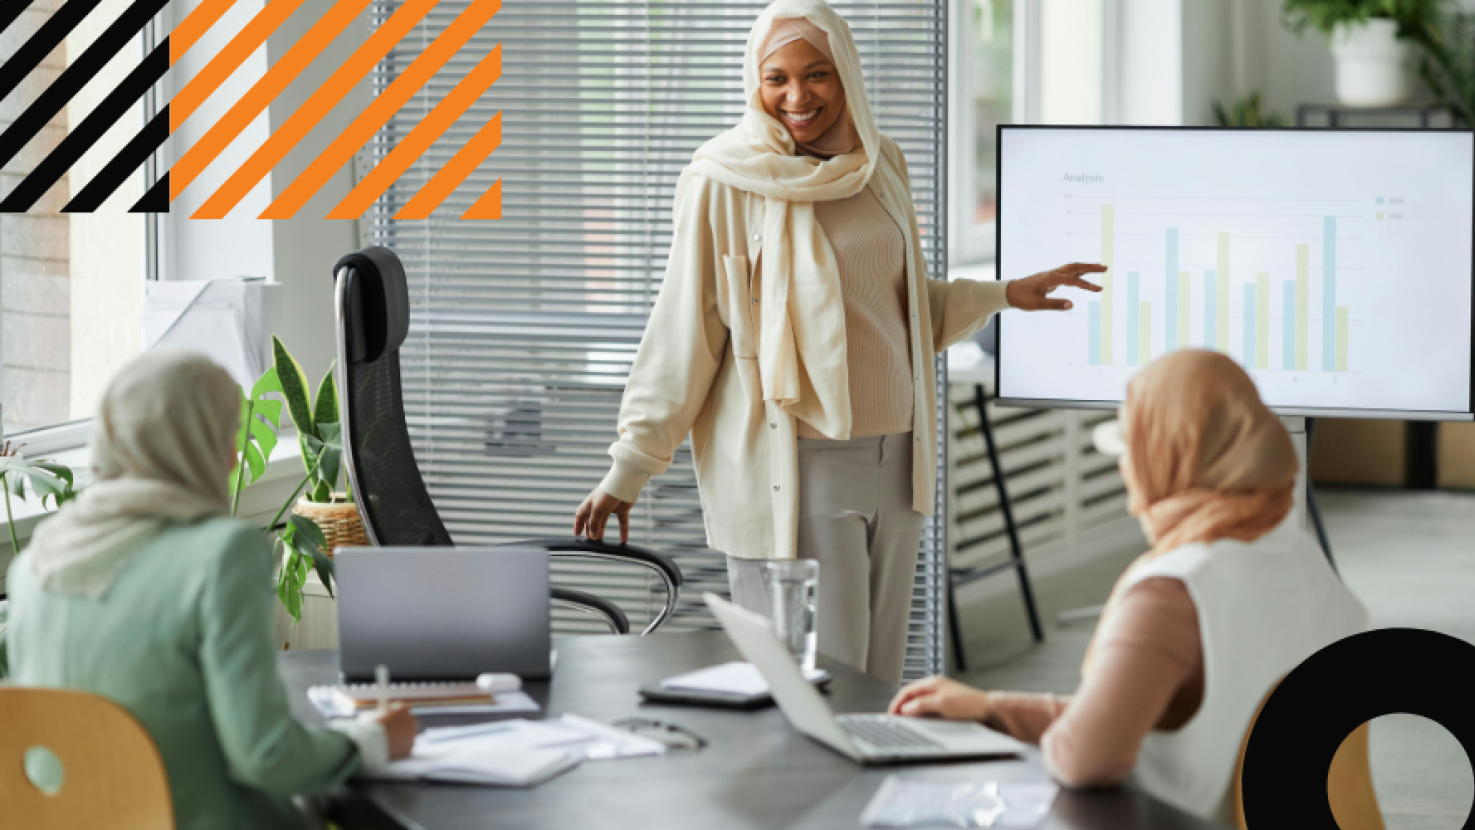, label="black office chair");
[331,246,683,635]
